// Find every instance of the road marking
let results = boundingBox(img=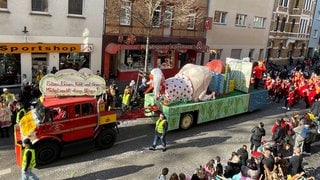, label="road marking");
[115,135,147,145]
[0,168,11,176]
